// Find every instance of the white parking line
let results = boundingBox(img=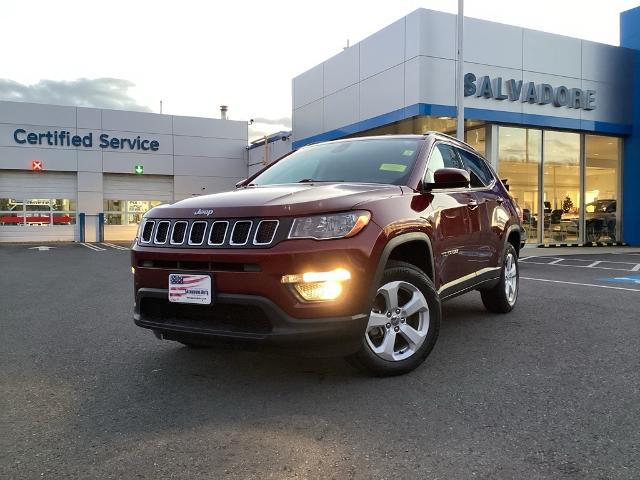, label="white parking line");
[101,242,129,251]
[521,276,640,292]
[80,242,106,251]
[520,257,640,272]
